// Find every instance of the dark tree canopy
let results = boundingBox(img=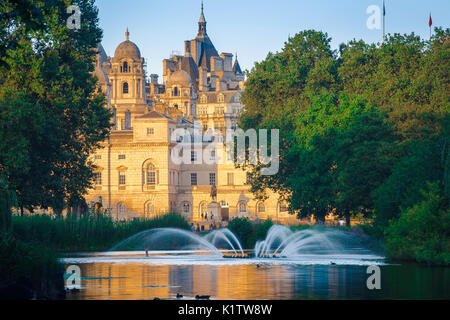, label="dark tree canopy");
[240,29,449,228]
[0,0,111,216]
